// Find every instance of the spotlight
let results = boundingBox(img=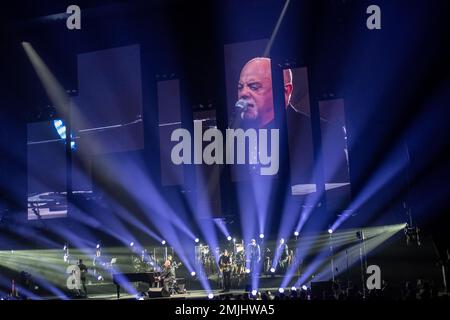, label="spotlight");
[291,286,297,291]
[227,236,232,241]
[251,290,257,296]
[96,244,100,249]
[278,288,284,293]
[53,119,76,149]
[328,229,333,234]
[208,293,214,299]
[404,226,421,246]
[259,233,264,239]
[129,242,134,247]
[294,231,299,237]
[245,268,251,274]
[233,238,236,243]
[270,267,276,273]
[97,275,103,281]
[194,238,199,243]
[136,293,145,300]
[161,240,166,245]
[302,285,308,291]
[190,271,196,277]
